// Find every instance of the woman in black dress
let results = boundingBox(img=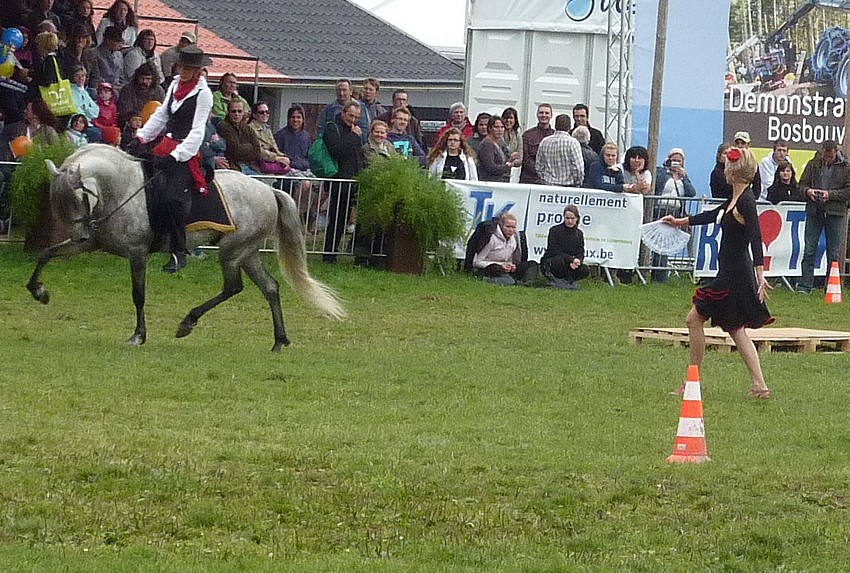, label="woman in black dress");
[663,147,773,398]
